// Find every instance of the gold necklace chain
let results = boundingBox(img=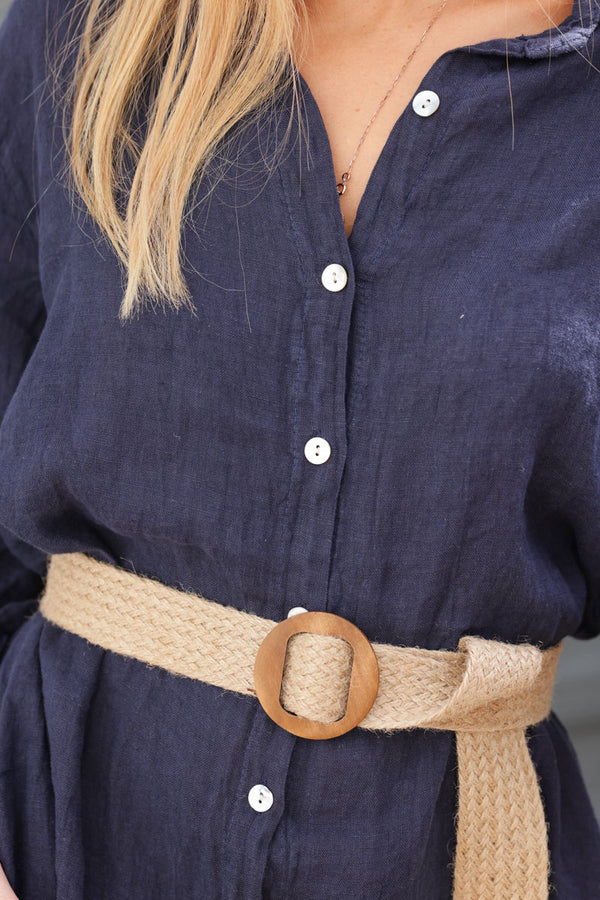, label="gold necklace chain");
[337,0,450,200]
